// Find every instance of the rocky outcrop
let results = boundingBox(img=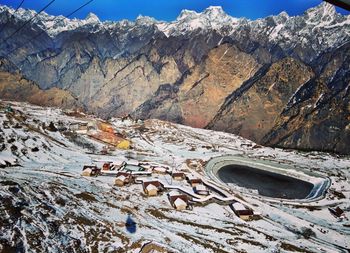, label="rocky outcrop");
[208,58,314,142]
[261,43,350,154]
[0,60,80,109]
[134,44,261,128]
